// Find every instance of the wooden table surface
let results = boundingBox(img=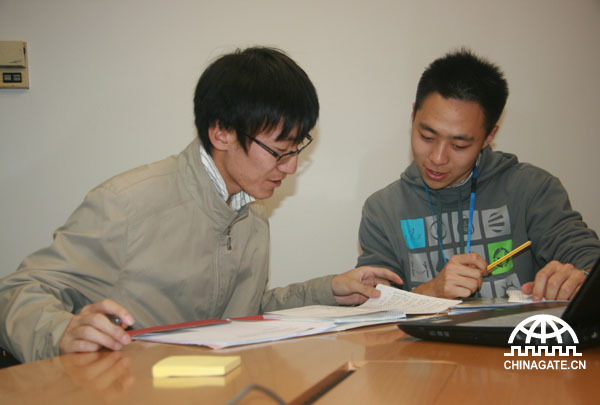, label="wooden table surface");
[1,324,598,404]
